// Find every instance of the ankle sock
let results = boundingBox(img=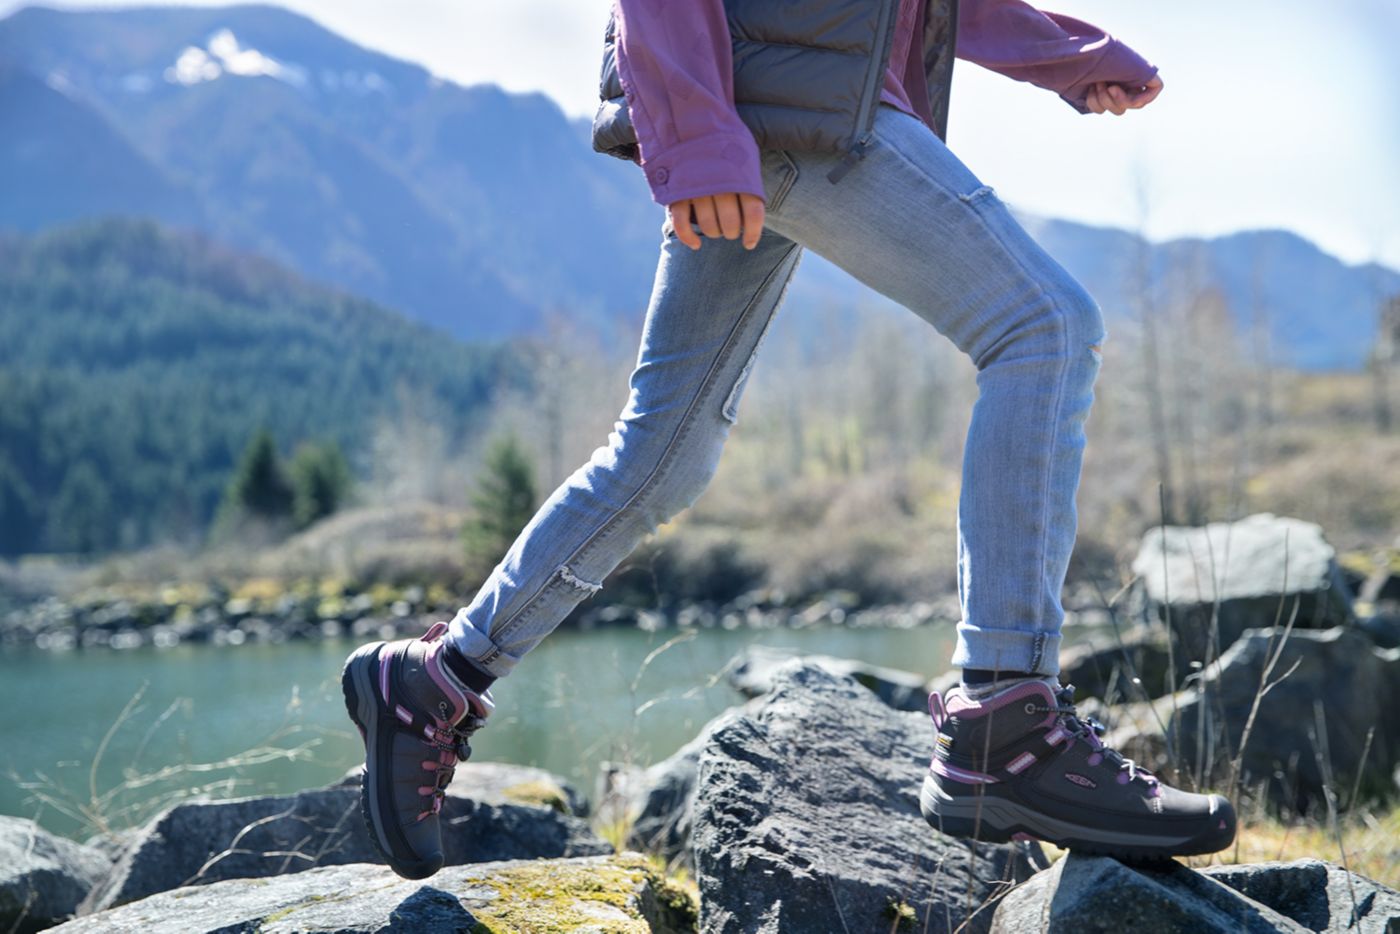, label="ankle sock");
[960,668,1049,700]
[442,643,498,695]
